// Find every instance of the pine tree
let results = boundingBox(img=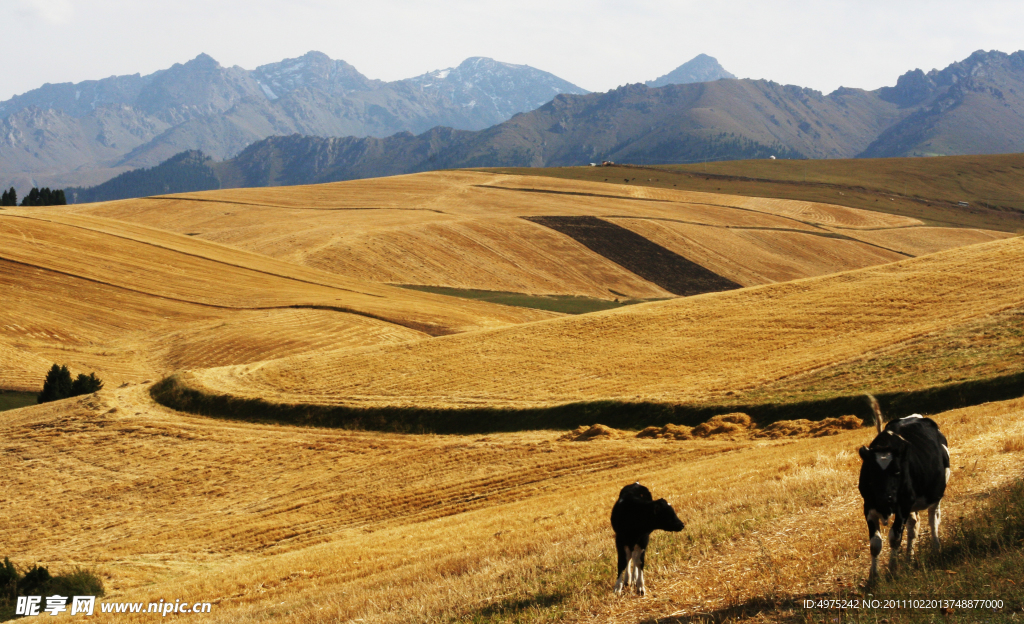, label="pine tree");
[71,372,104,396]
[21,188,39,206]
[38,364,74,403]
[15,187,67,206]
